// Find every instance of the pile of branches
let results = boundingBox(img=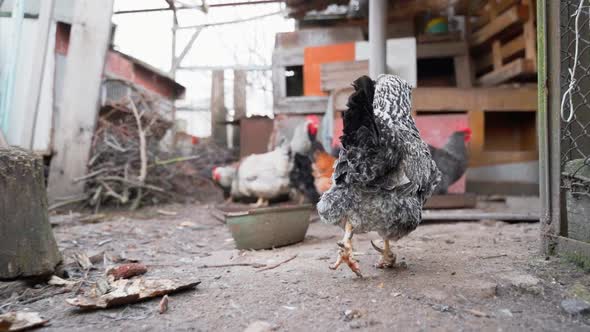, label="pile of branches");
[70,89,236,212]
